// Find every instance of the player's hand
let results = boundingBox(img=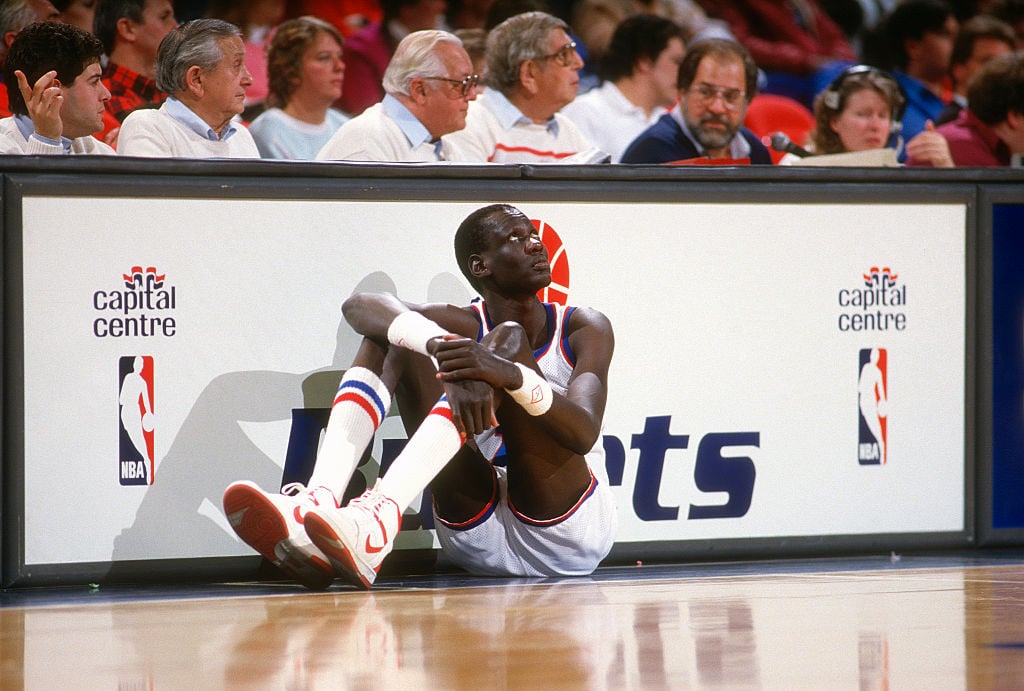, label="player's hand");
[442,378,496,437]
[432,335,519,389]
[15,70,63,142]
